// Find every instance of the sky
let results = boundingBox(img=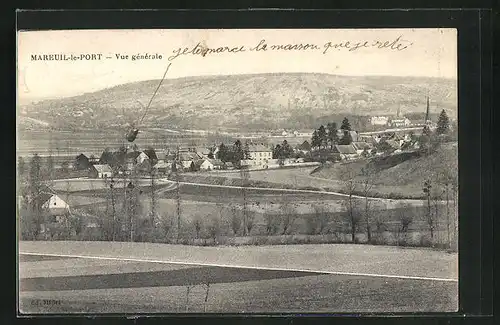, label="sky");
[17,28,457,100]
